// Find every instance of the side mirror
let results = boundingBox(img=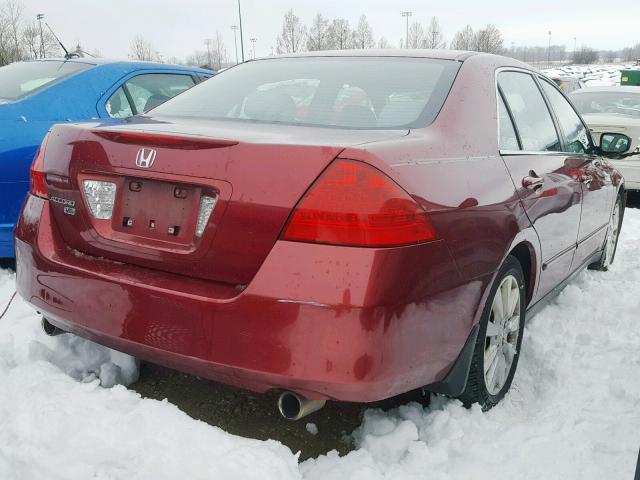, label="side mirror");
[600,133,631,155]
